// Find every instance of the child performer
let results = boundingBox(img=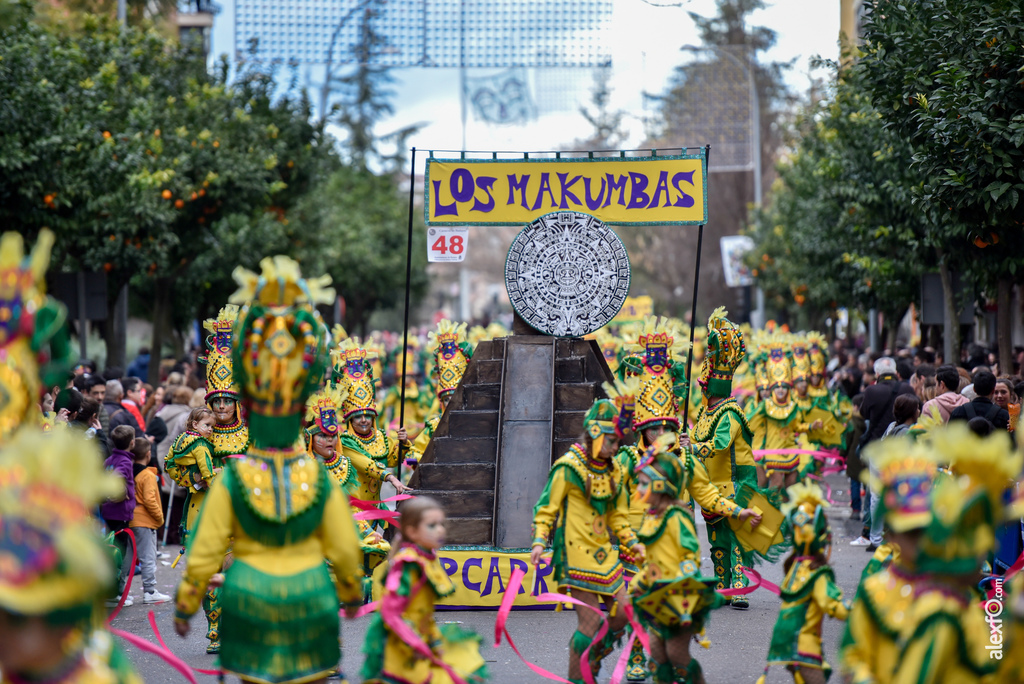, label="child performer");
[630,434,738,684]
[164,406,216,546]
[758,482,849,684]
[361,496,487,684]
[531,398,644,684]
[0,430,143,684]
